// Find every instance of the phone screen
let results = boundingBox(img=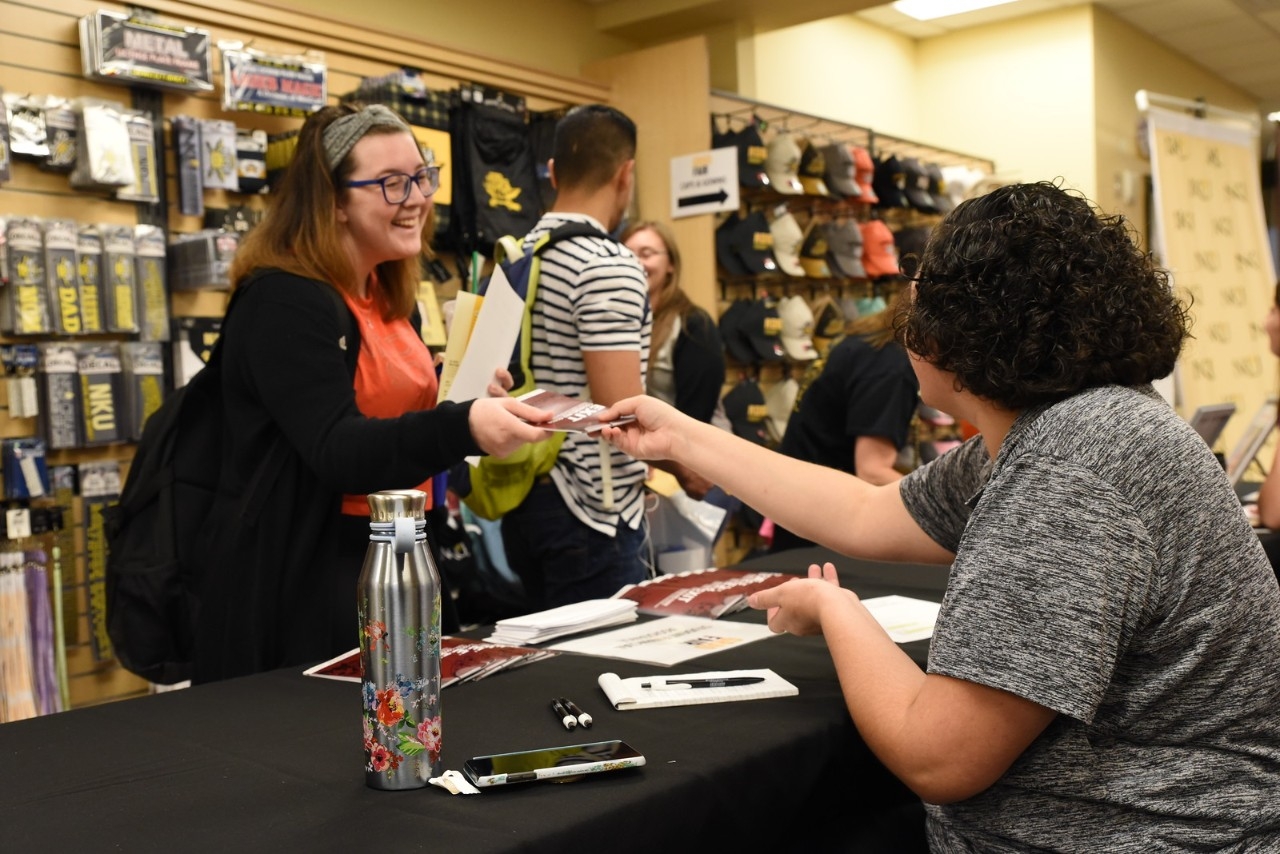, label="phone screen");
[464,739,643,785]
